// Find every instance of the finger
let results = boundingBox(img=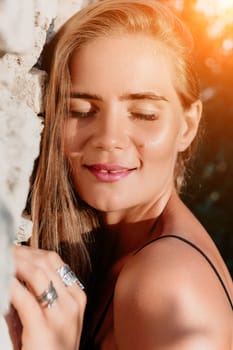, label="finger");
[13,245,86,314]
[55,264,87,302]
[13,256,54,297]
[10,277,43,329]
[12,250,86,348]
[14,246,63,295]
[14,245,86,301]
